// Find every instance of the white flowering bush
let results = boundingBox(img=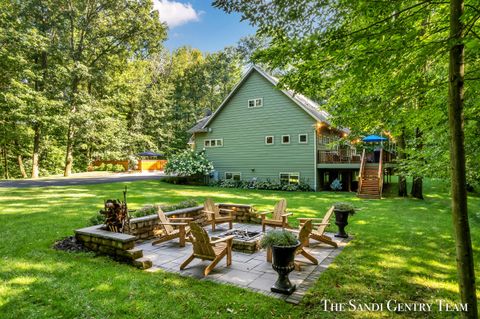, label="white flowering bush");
[165,150,214,177]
